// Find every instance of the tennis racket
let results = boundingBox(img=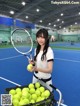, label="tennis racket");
[11,28,33,61]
